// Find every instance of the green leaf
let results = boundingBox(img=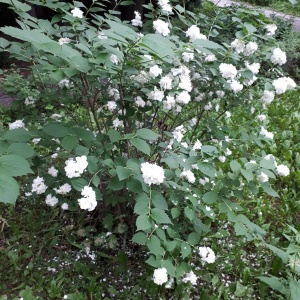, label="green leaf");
[152,191,168,210]
[0,174,19,205]
[147,235,163,255]
[136,215,152,231]
[43,123,68,138]
[7,143,34,158]
[70,178,88,192]
[0,155,33,177]
[264,243,289,264]
[201,145,218,156]
[161,259,175,277]
[197,162,216,178]
[134,193,149,215]
[188,232,201,245]
[184,207,195,221]
[230,160,241,172]
[151,208,172,224]
[241,168,254,182]
[73,128,95,141]
[260,158,276,170]
[116,166,132,181]
[234,222,248,236]
[108,129,122,143]
[261,183,279,197]
[130,138,150,155]
[243,22,257,34]
[203,191,218,204]
[136,128,159,140]
[290,279,300,300]
[132,232,147,245]
[193,39,224,50]
[108,176,125,191]
[3,128,31,142]
[234,282,248,297]
[61,136,79,152]
[171,207,180,219]
[181,242,191,258]
[257,276,286,294]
